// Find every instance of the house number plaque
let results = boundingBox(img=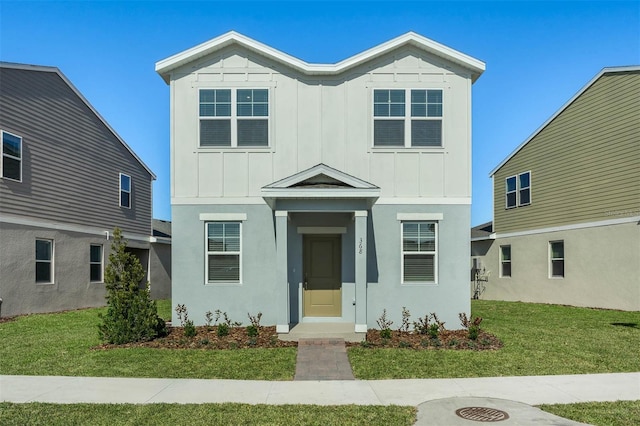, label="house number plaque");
[358,238,363,254]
